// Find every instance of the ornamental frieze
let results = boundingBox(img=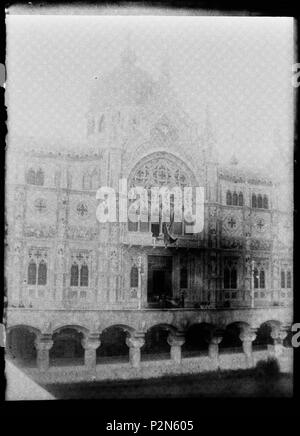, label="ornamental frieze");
[250,239,272,251]
[67,225,98,240]
[24,224,57,238]
[220,237,244,249]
